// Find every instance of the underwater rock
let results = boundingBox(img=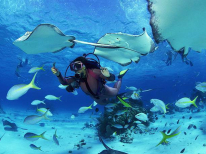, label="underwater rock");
[119,131,133,143]
[68,150,72,153]
[82,122,95,130]
[74,139,86,150]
